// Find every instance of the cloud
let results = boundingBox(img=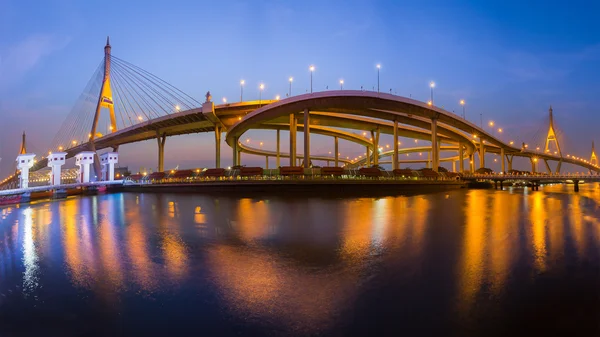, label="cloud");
[0,34,71,89]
